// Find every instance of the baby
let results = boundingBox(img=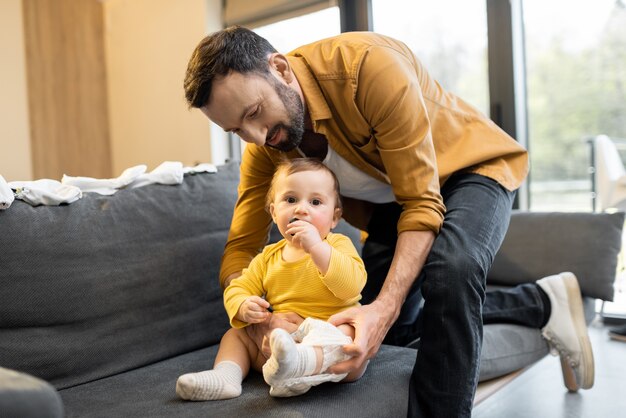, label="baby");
[176,158,368,400]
